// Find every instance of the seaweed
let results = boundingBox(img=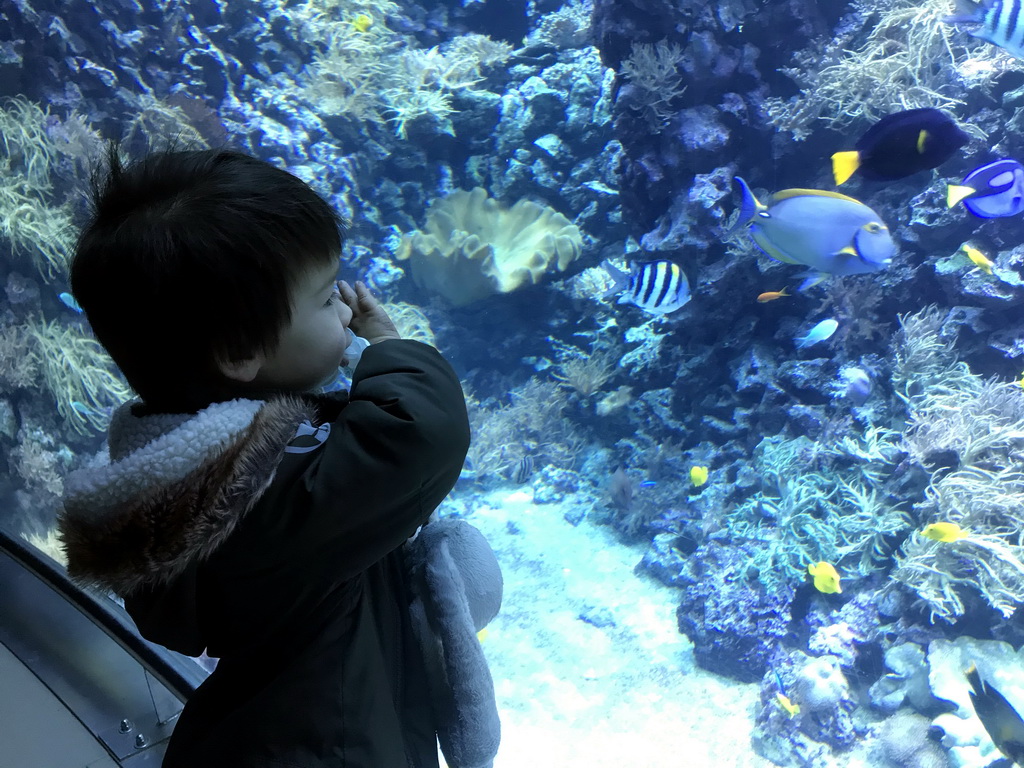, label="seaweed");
[761,0,1000,139]
[25,317,133,435]
[890,307,1024,622]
